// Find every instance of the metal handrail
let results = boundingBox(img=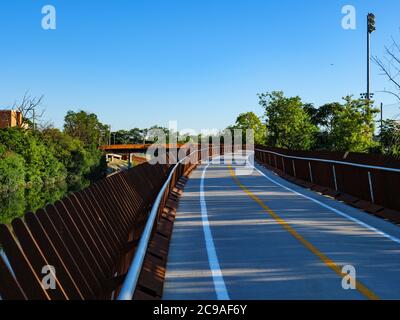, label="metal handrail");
[117,148,210,300]
[255,148,400,173]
